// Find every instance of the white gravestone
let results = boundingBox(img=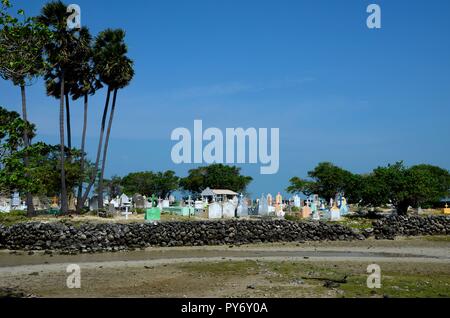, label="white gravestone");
[194,200,204,210]
[293,195,301,208]
[208,202,222,219]
[237,195,249,217]
[258,194,269,216]
[222,201,236,218]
